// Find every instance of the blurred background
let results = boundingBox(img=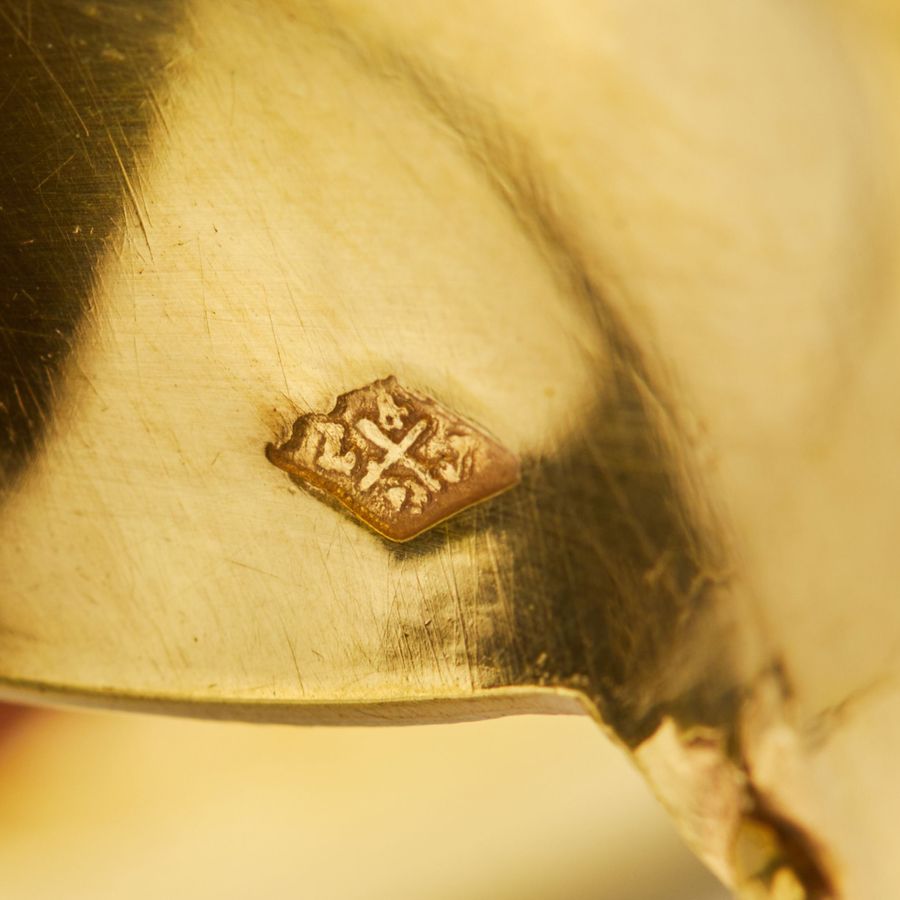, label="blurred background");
[0,704,728,899]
